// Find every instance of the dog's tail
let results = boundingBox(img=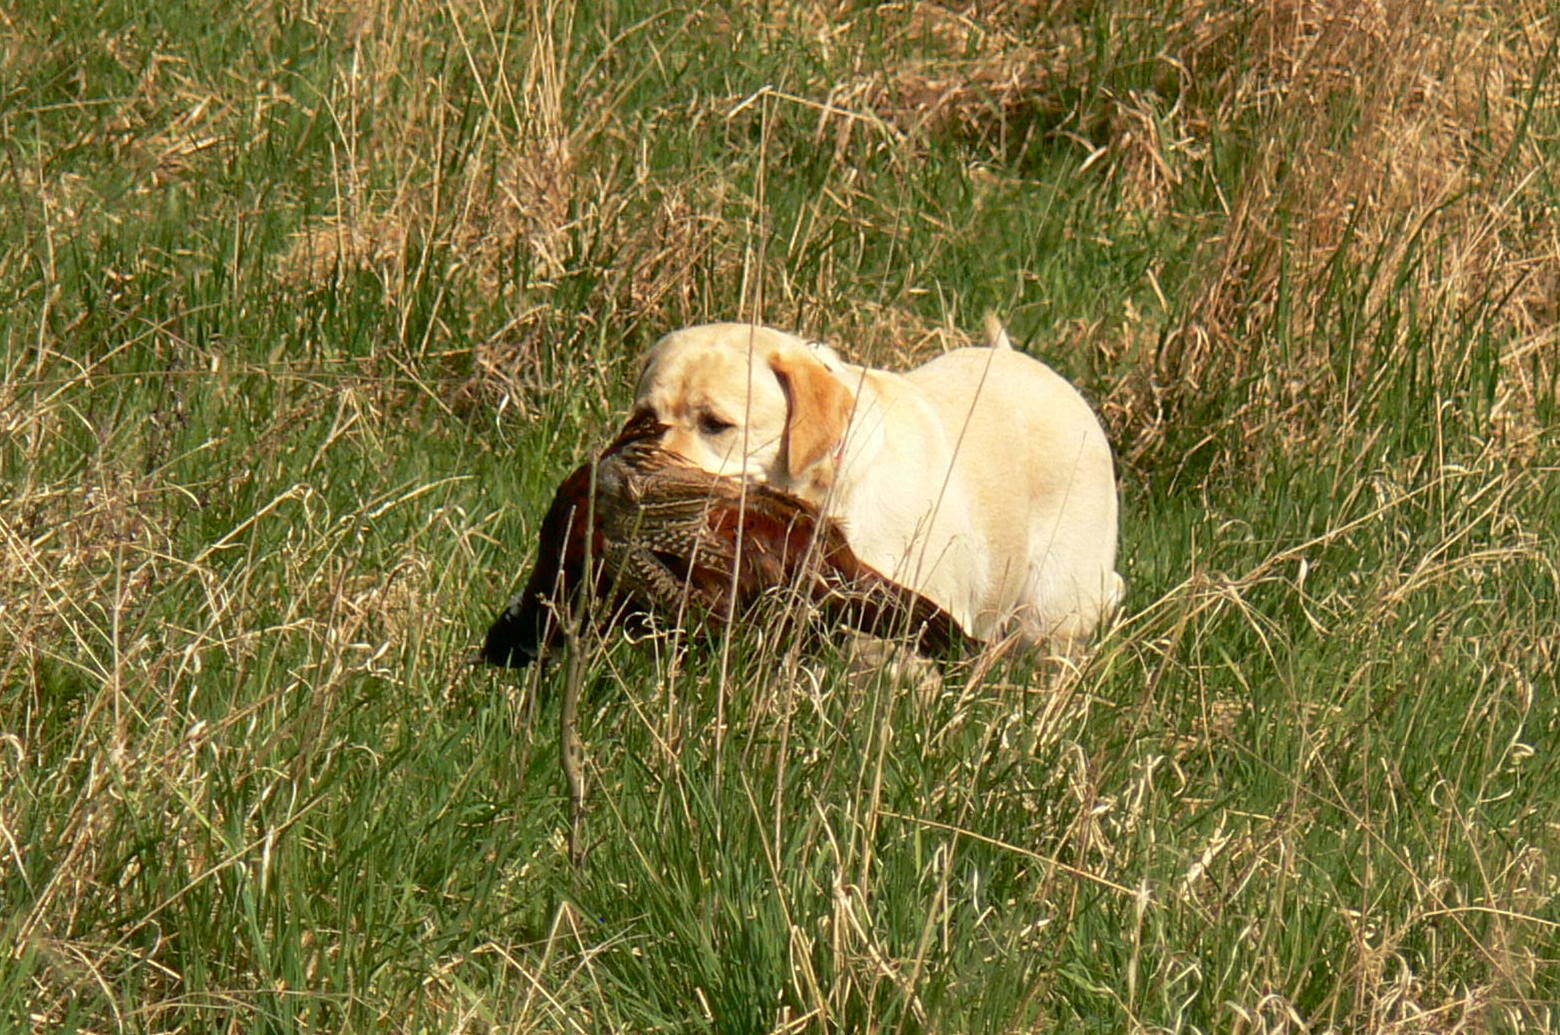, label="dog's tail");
[982,311,1014,350]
